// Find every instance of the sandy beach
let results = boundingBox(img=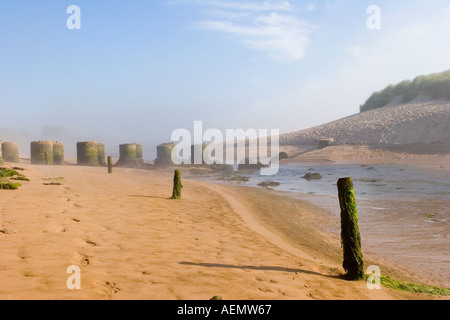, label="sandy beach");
[0,160,445,300]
